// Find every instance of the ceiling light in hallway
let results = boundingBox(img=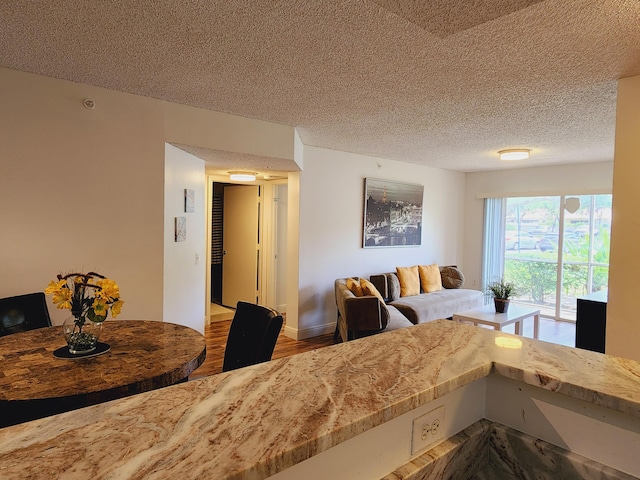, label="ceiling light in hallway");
[229,171,257,181]
[498,149,530,161]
